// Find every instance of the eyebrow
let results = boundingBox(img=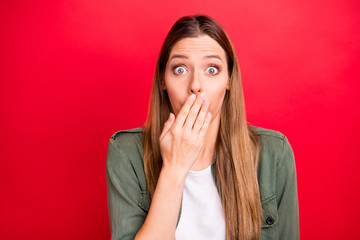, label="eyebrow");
[169,54,223,63]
